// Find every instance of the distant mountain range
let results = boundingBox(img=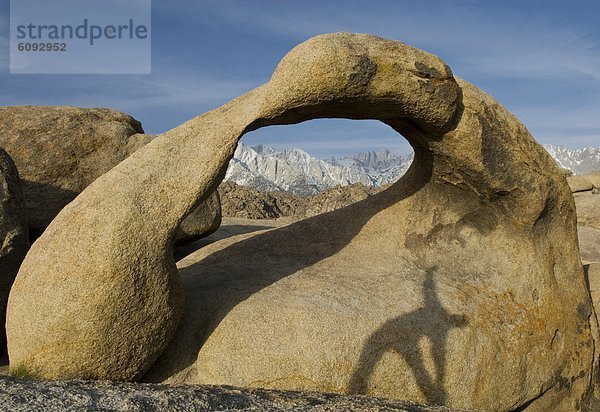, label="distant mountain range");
[224,143,600,196]
[542,145,600,175]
